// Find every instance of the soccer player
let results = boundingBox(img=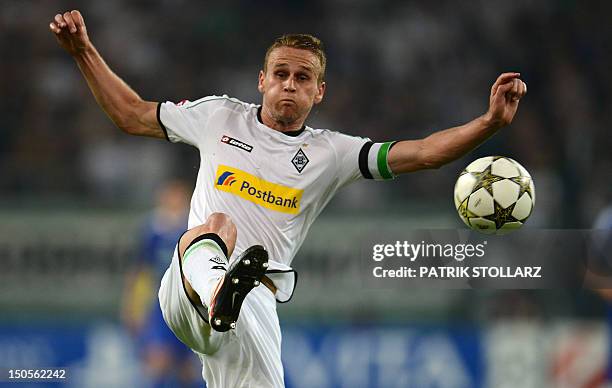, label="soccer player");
[50,10,527,387]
